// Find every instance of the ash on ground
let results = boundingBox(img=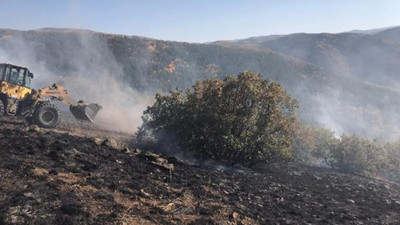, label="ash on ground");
[0,117,399,225]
